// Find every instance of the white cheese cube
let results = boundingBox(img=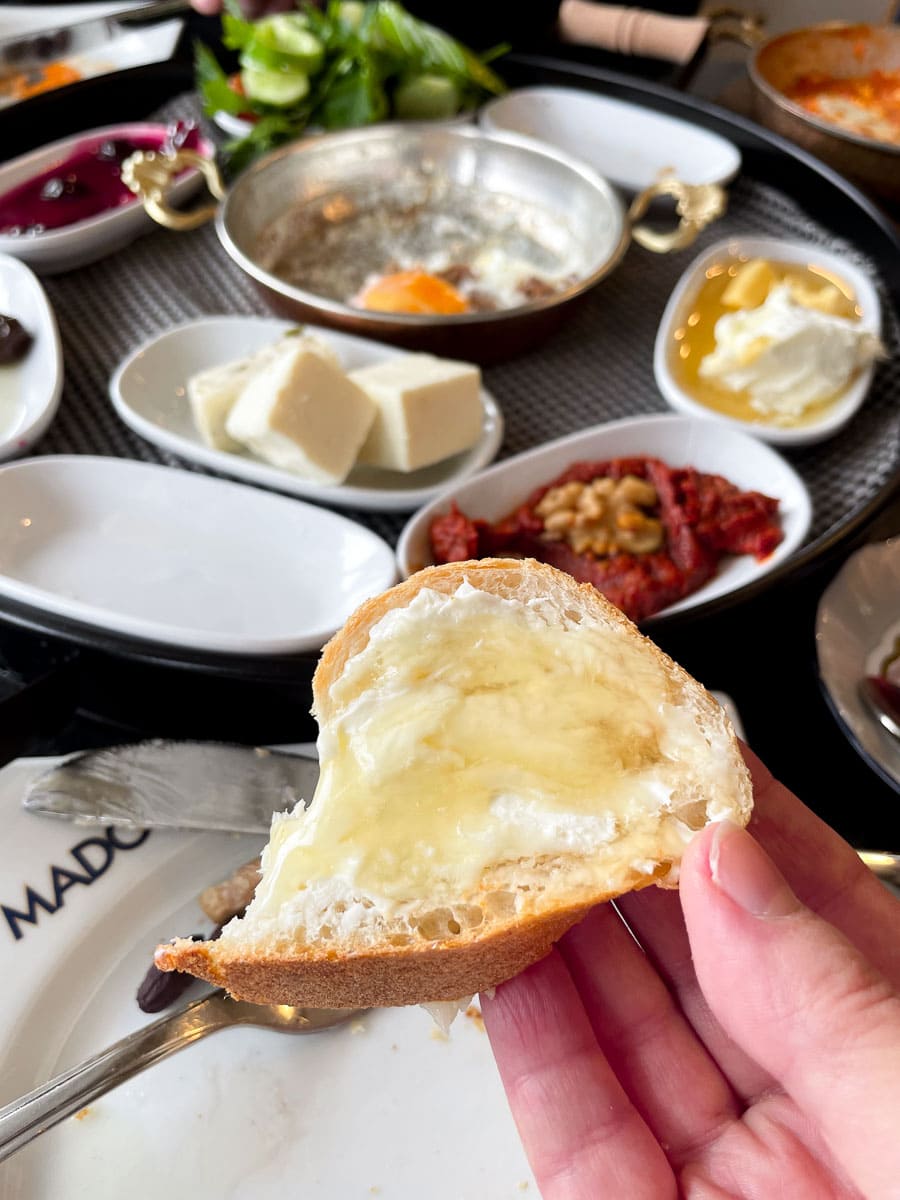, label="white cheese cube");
[225,341,375,484]
[186,333,336,453]
[351,354,483,473]
[187,356,257,452]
